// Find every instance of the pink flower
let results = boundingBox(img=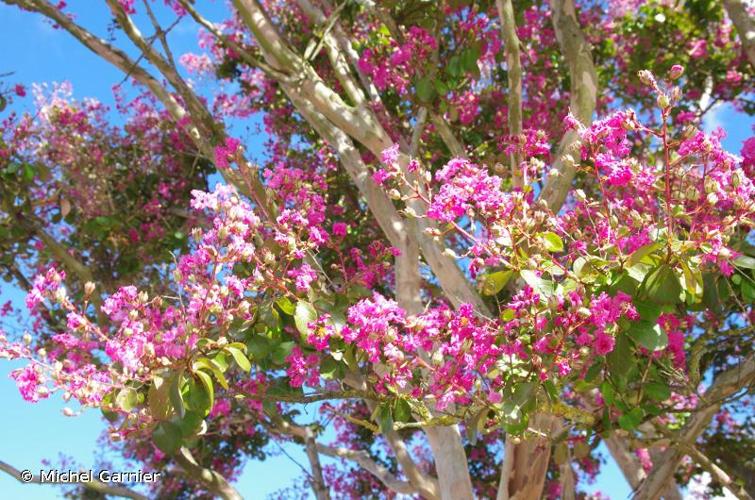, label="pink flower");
[11,365,48,402]
[214,137,241,169]
[286,346,319,387]
[288,264,317,292]
[14,84,26,97]
[594,333,616,355]
[332,222,347,237]
[688,39,707,58]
